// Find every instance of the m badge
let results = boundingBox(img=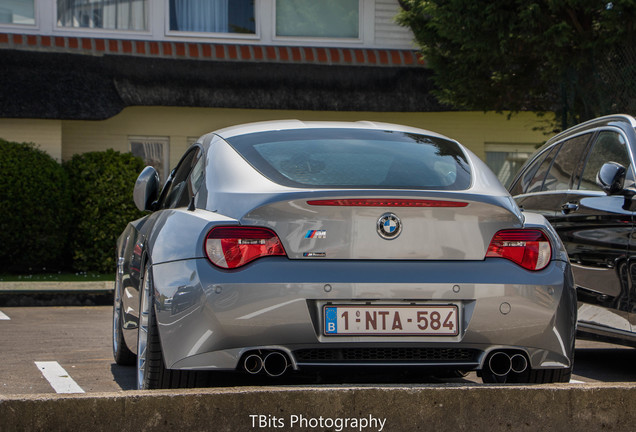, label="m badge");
[305,230,327,239]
